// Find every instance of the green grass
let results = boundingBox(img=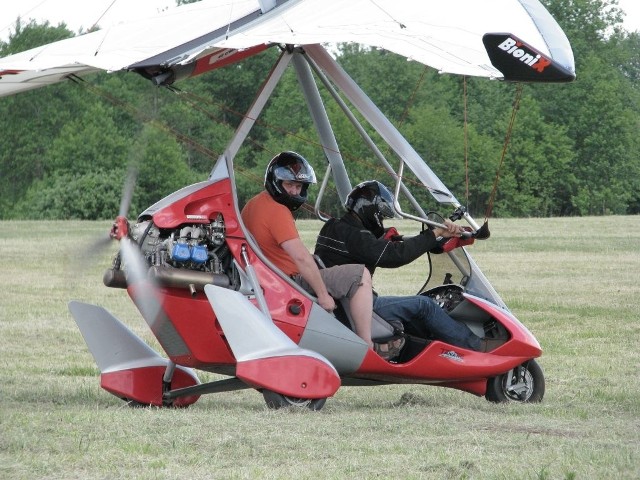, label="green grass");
[1,217,639,479]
